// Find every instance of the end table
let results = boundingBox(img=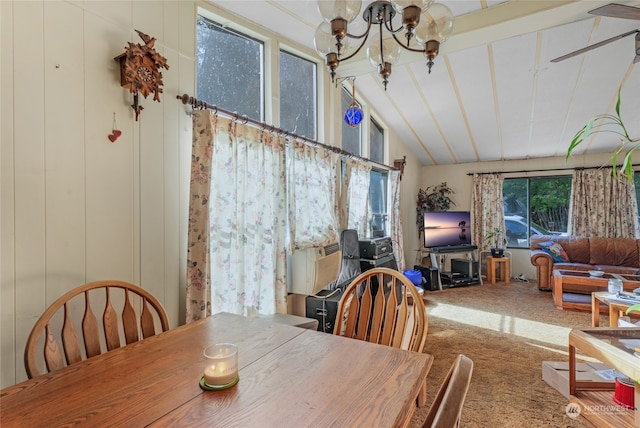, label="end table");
[487,256,510,284]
